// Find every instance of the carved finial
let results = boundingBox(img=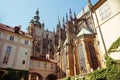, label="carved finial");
[88,0,92,7]
[66,13,68,23]
[62,17,65,29]
[63,17,64,23]
[82,7,85,15]
[46,28,49,38]
[36,8,39,16]
[69,8,72,15]
[58,16,61,26]
[34,8,40,22]
[74,11,77,19]
[69,8,73,21]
